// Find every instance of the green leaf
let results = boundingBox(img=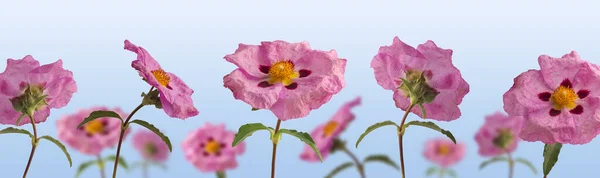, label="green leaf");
[425,166,437,176]
[418,104,427,119]
[0,127,34,140]
[129,119,172,152]
[445,169,457,178]
[251,108,259,111]
[355,120,399,148]
[15,113,25,126]
[231,123,273,147]
[401,121,456,143]
[479,156,508,170]
[74,160,97,178]
[542,143,562,176]
[77,110,123,129]
[216,171,226,178]
[38,135,72,167]
[515,157,537,175]
[105,155,129,170]
[362,154,399,170]
[278,129,323,162]
[325,162,354,178]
